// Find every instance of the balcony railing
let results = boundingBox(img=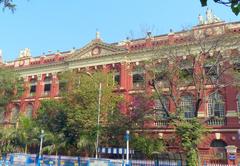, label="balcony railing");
[207,117,225,126]
[42,91,51,97]
[154,119,169,127]
[133,82,145,90]
[29,92,36,97]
